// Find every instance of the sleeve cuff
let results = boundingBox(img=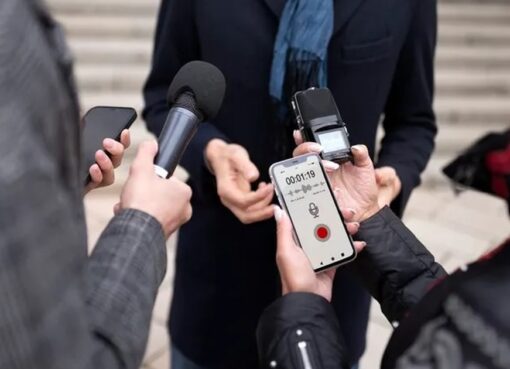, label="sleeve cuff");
[257,293,351,368]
